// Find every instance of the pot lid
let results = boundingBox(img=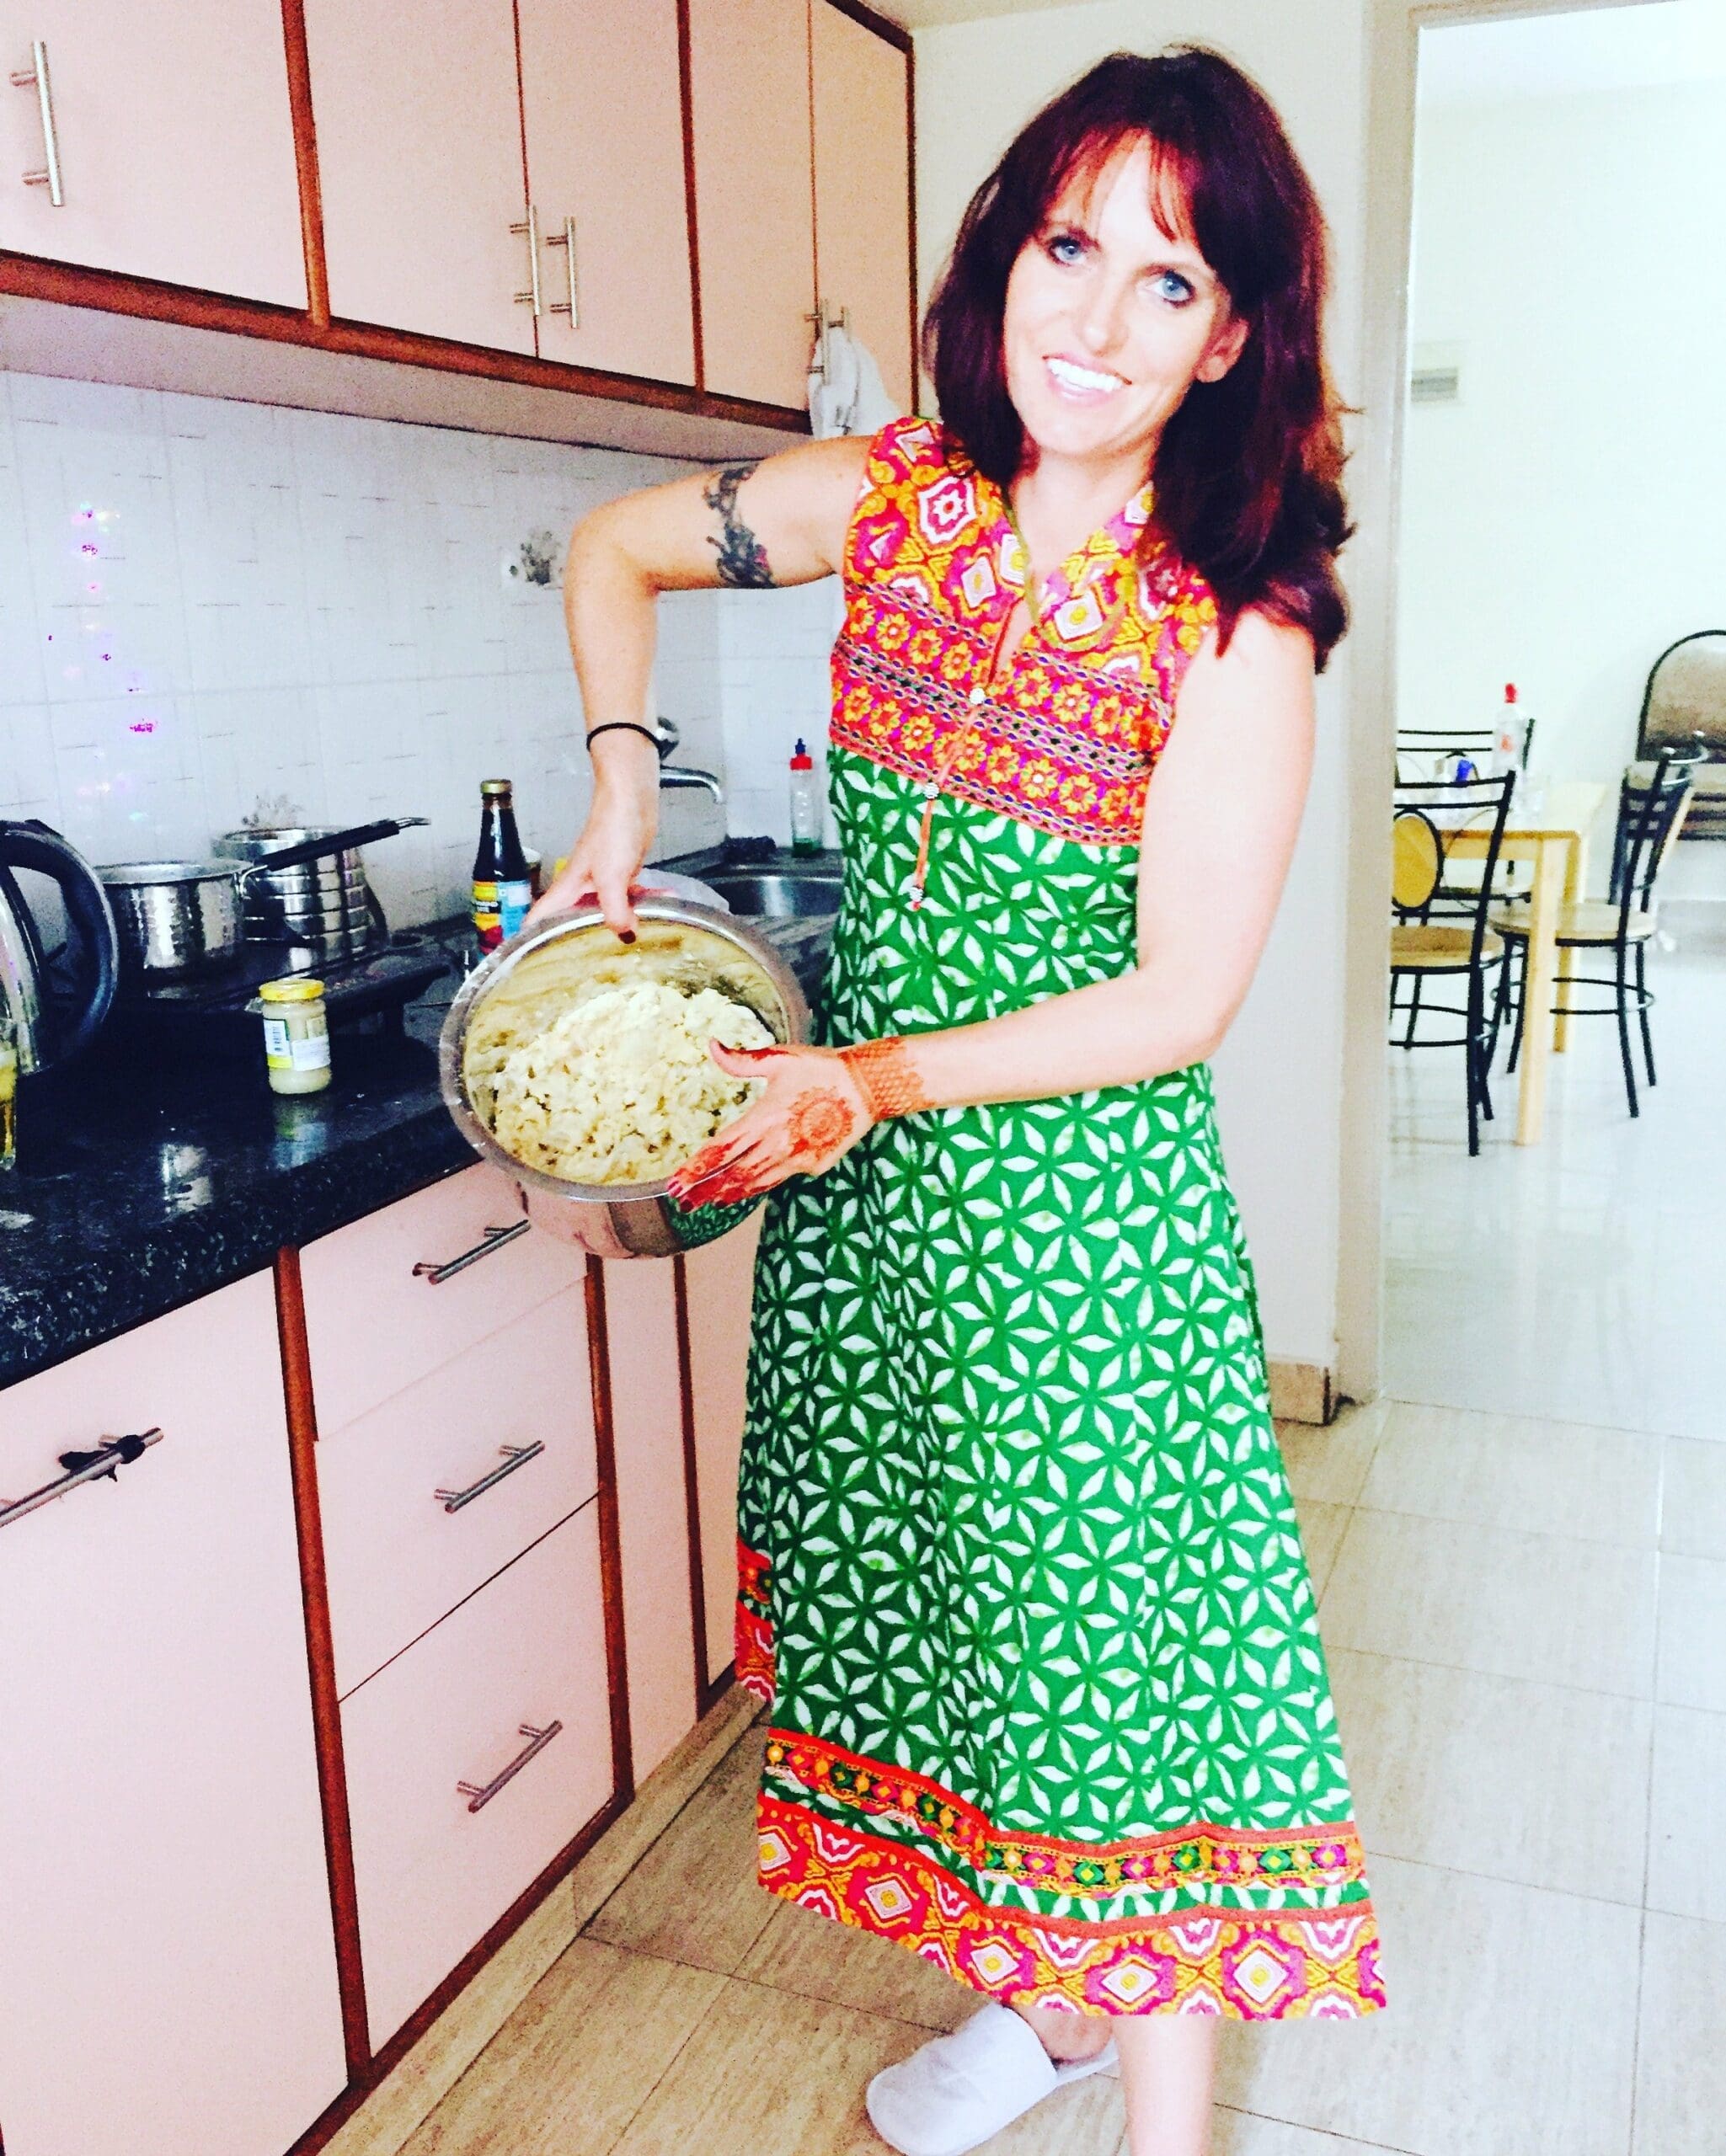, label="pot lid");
[96,859,236,885]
